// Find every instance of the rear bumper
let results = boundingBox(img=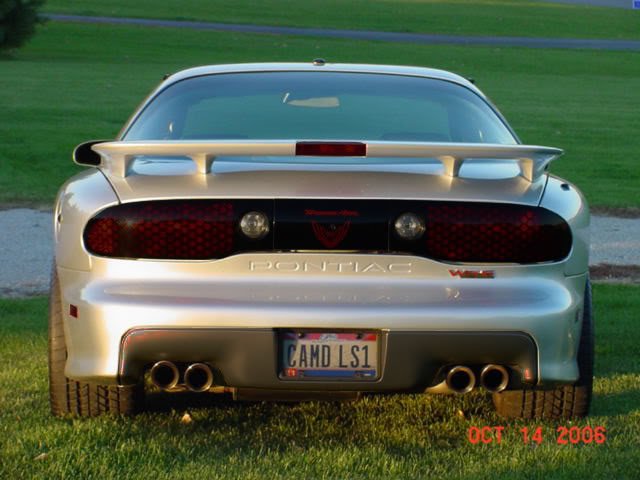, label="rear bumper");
[57,254,588,388]
[120,328,538,391]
